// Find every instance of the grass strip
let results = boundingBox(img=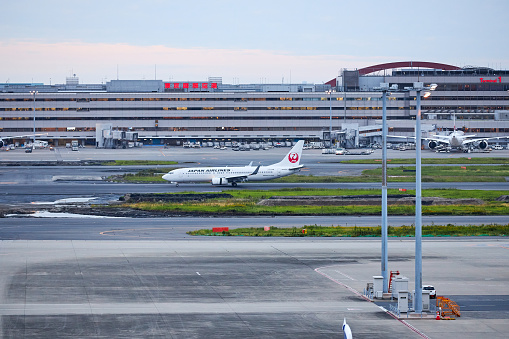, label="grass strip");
[120,188,509,216]
[112,162,509,182]
[363,165,509,178]
[340,157,509,165]
[103,160,178,166]
[126,201,509,216]
[188,224,509,237]
[222,188,509,201]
